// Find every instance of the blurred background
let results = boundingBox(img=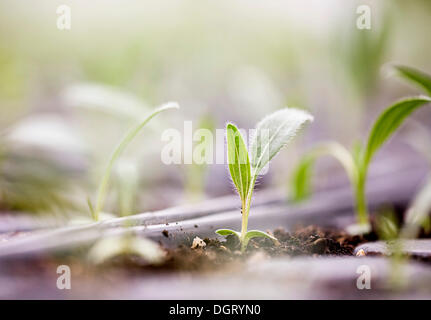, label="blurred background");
[0,0,431,221]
